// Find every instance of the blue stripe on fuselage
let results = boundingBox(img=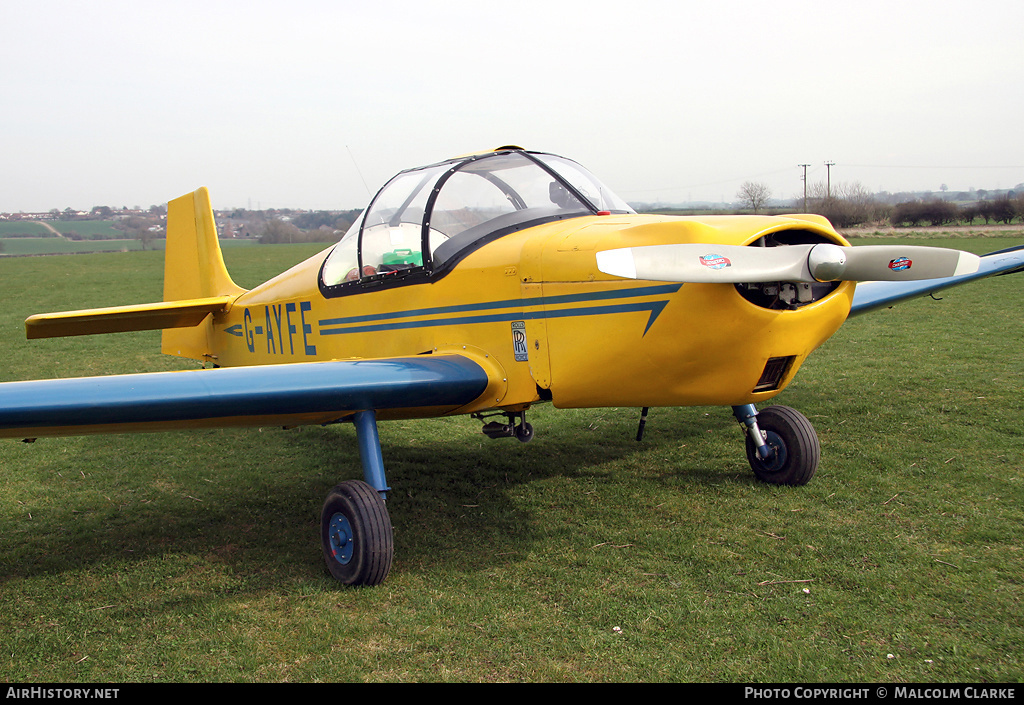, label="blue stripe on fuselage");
[318,284,682,336]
